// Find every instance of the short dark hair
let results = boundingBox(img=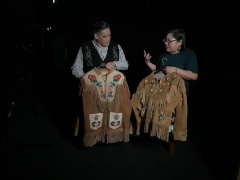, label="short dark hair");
[165,28,187,51]
[93,21,110,34]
